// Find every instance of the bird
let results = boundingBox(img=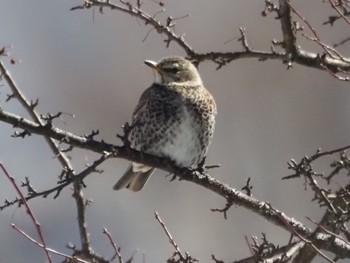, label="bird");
[113,56,217,191]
